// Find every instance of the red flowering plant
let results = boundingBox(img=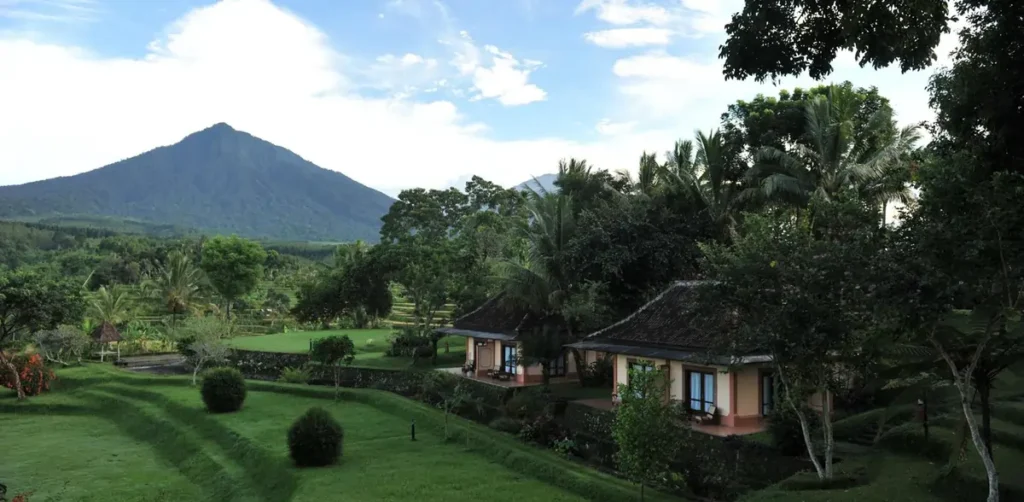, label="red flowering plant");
[0,353,56,397]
